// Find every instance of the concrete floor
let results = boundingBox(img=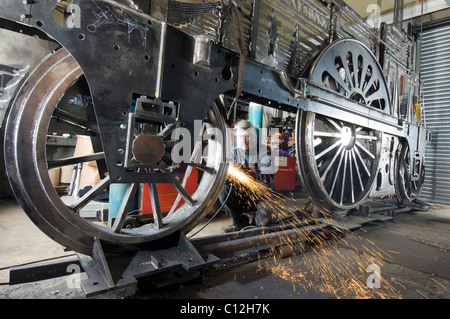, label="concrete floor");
[0,195,449,299]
